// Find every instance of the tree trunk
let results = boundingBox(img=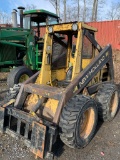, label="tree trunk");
[64,0,66,22]
[78,0,80,21]
[49,0,59,15]
[83,0,86,21]
[58,0,60,16]
[92,0,98,21]
[56,0,57,14]
[94,0,98,21]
